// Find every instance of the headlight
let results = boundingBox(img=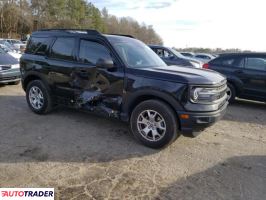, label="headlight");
[0,66,2,70]
[190,85,227,103]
